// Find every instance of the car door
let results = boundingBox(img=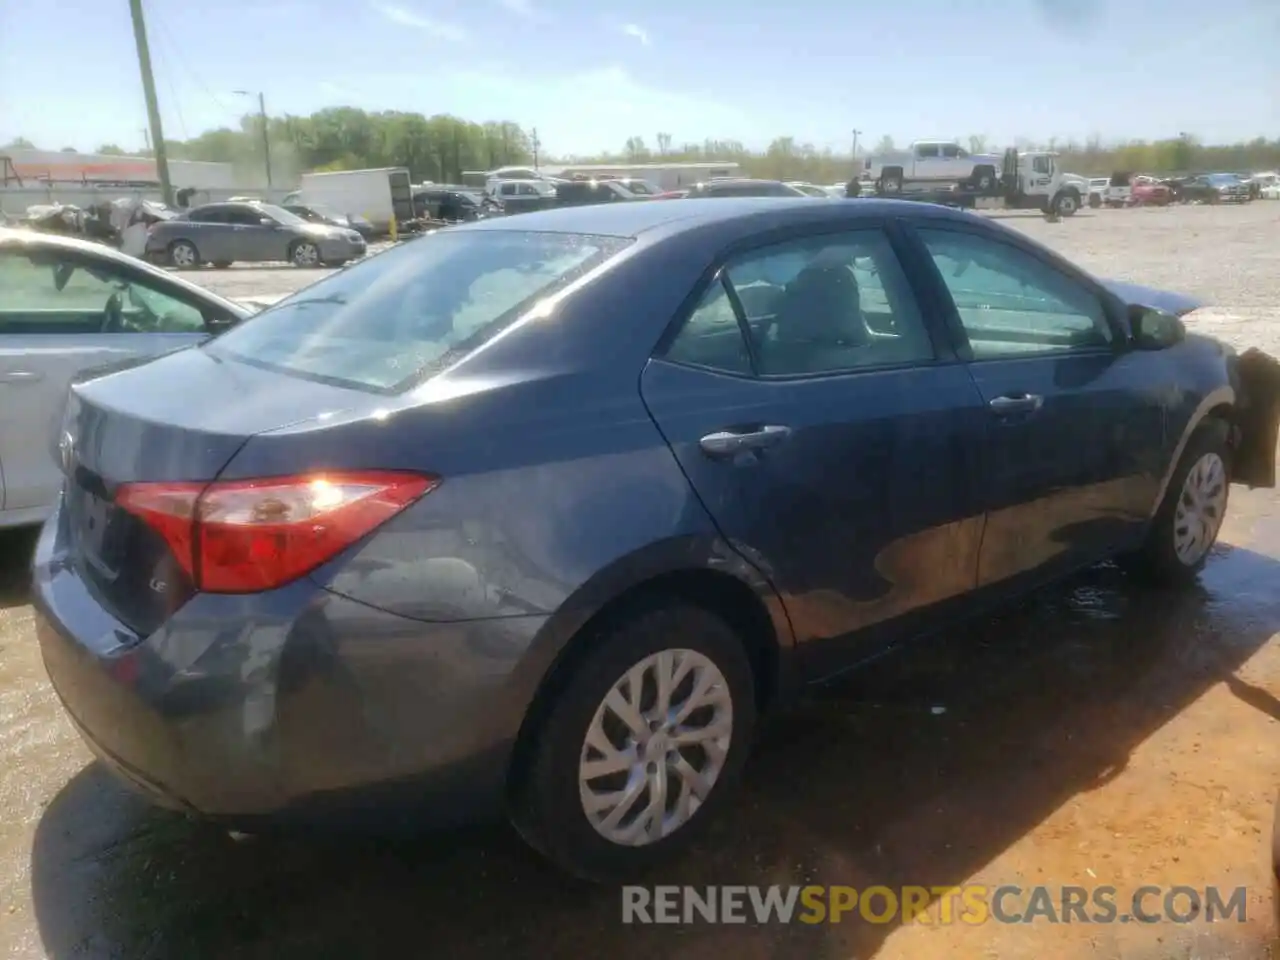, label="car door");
[183,206,234,262]
[940,142,968,180]
[224,205,279,261]
[902,221,1167,588]
[913,142,942,179]
[0,244,222,516]
[641,223,989,680]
